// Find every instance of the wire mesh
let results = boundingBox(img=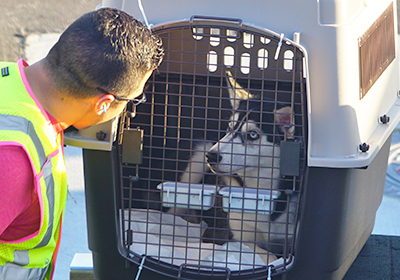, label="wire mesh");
[116,19,308,279]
